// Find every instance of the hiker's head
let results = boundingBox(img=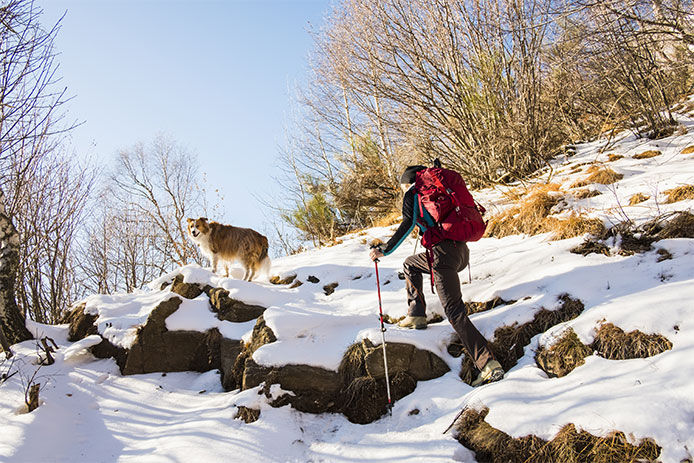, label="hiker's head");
[400,165,425,191]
